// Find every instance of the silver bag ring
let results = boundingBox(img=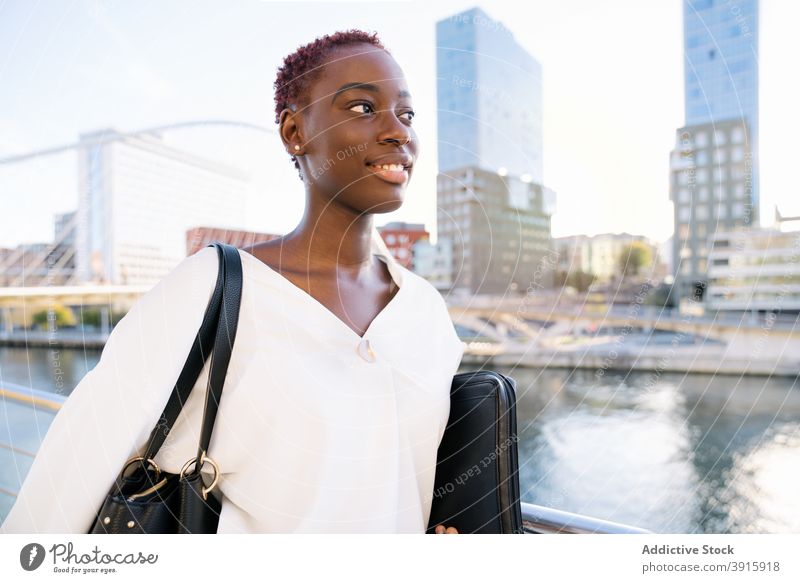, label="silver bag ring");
[179,451,220,500]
